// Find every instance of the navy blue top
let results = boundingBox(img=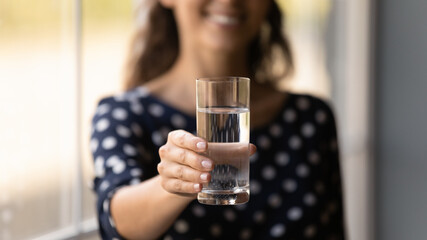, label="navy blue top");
[91,86,345,240]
